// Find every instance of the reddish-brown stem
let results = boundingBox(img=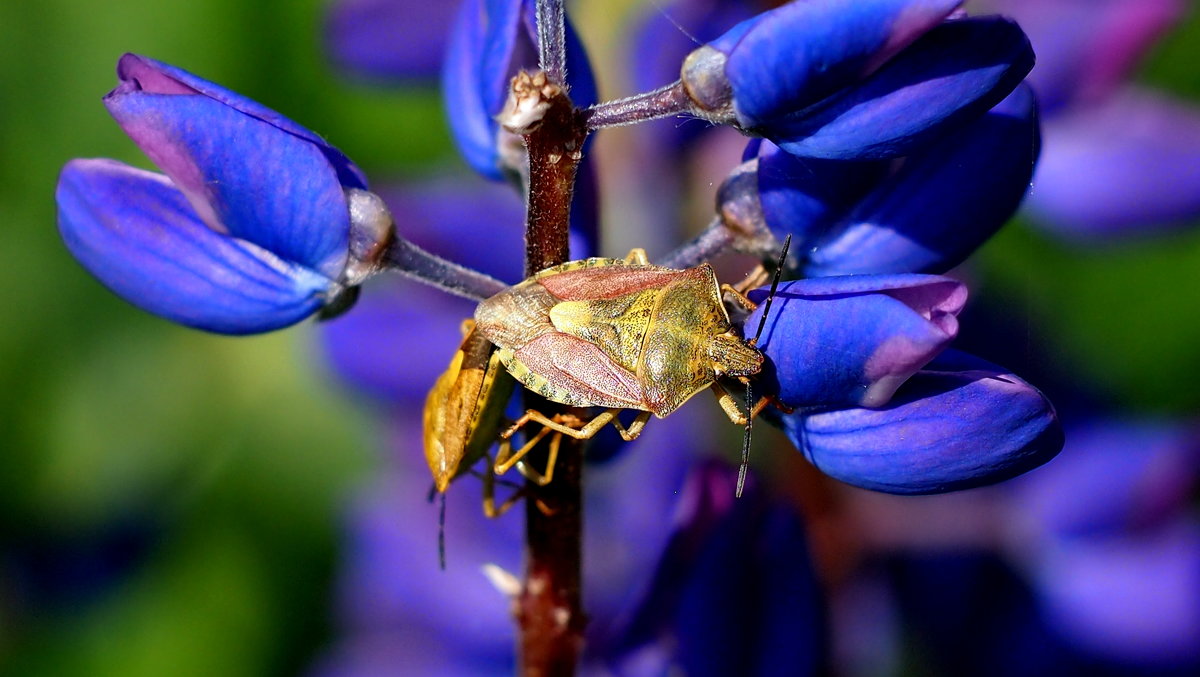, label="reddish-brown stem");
[501,69,589,677]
